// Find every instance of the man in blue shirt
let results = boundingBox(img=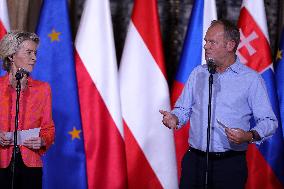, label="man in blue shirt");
[160,20,277,189]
